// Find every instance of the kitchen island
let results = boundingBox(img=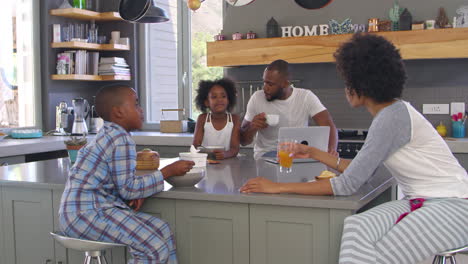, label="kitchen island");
[0,156,394,264]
